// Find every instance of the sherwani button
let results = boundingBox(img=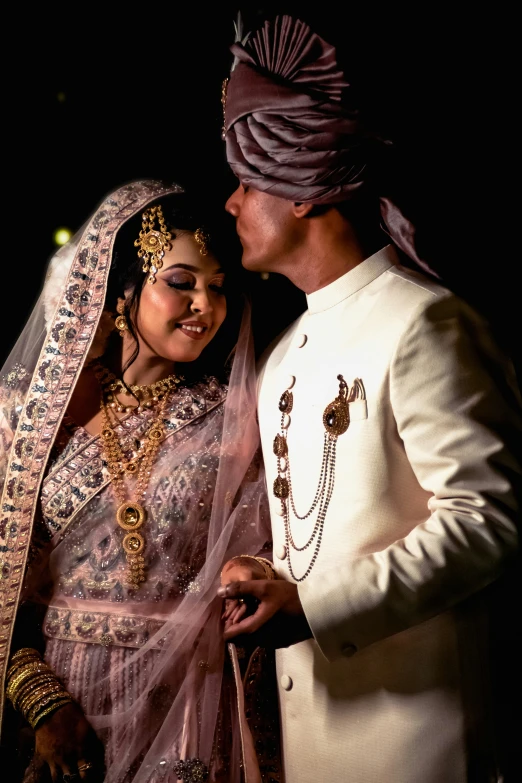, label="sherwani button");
[296,334,307,347]
[280,674,293,690]
[275,544,287,560]
[286,375,296,389]
[341,643,357,658]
